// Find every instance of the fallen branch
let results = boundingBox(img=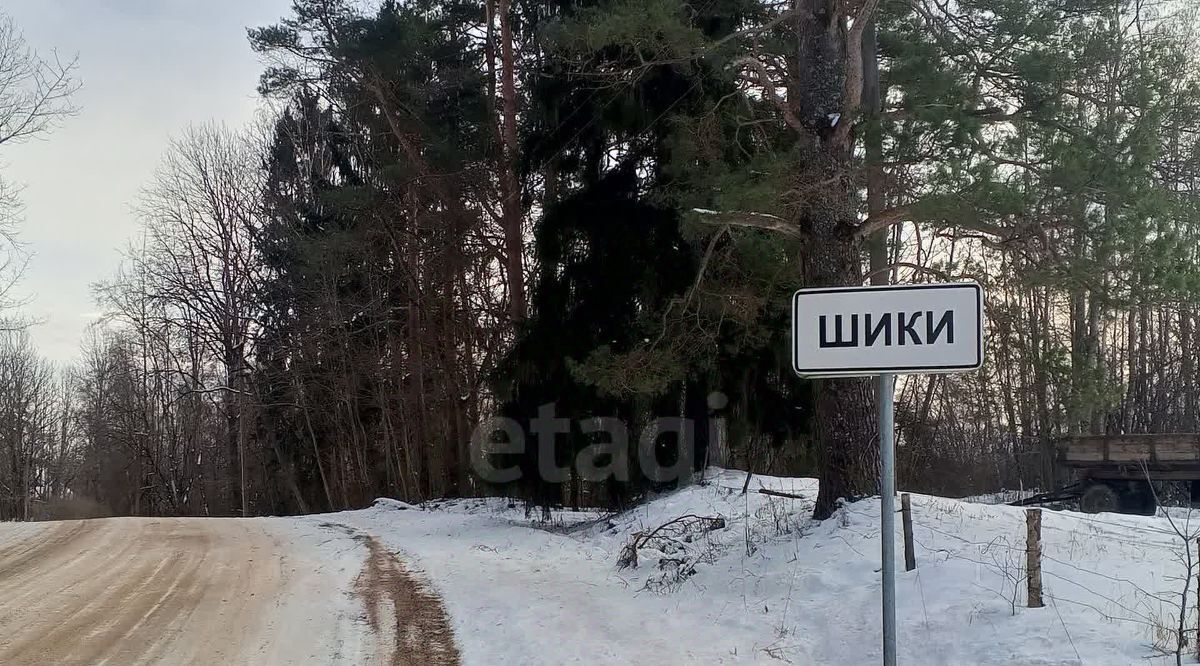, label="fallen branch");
[758,488,807,500]
[617,514,727,570]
